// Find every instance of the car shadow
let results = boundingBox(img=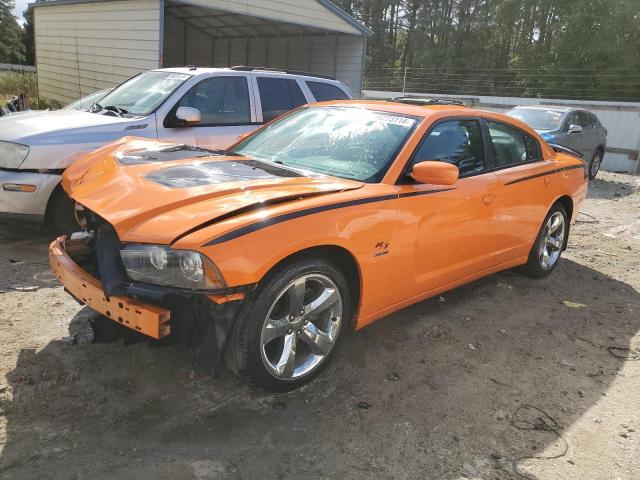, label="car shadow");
[1,258,638,479]
[586,176,637,200]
